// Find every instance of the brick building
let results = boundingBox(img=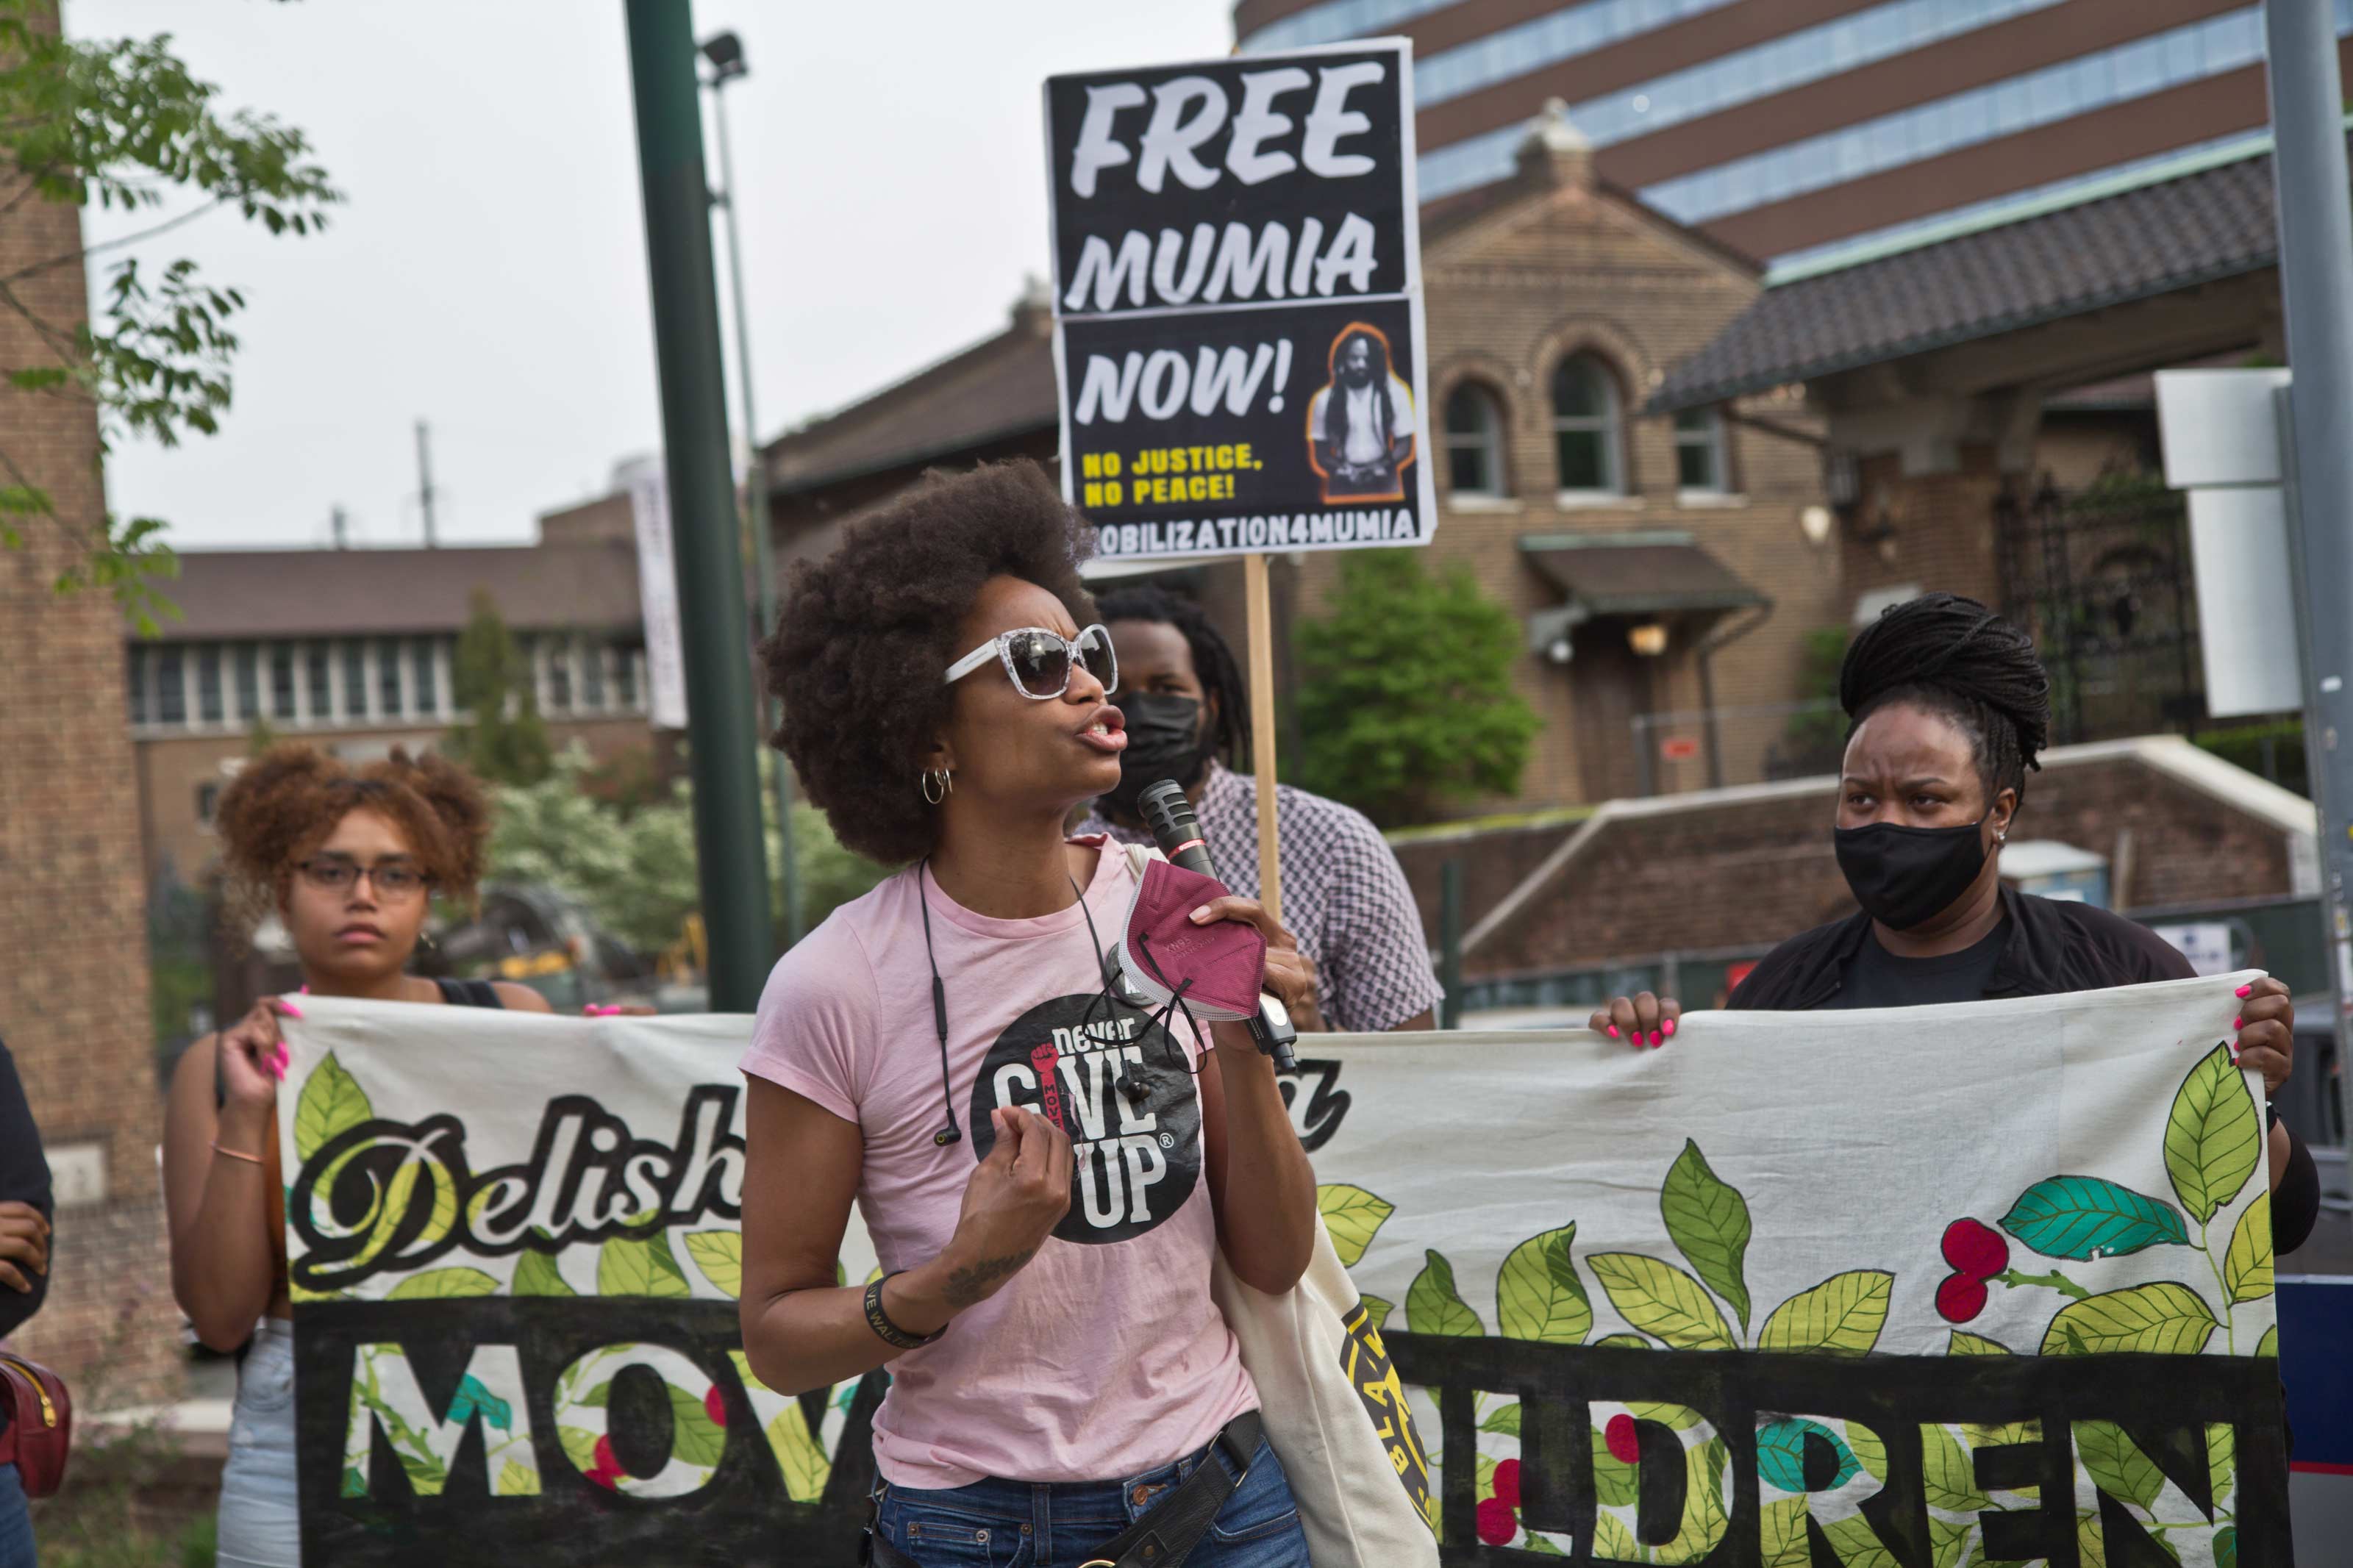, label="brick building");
[763,108,1847,815]
[0,152,179,1405]
[129,491,659,887]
